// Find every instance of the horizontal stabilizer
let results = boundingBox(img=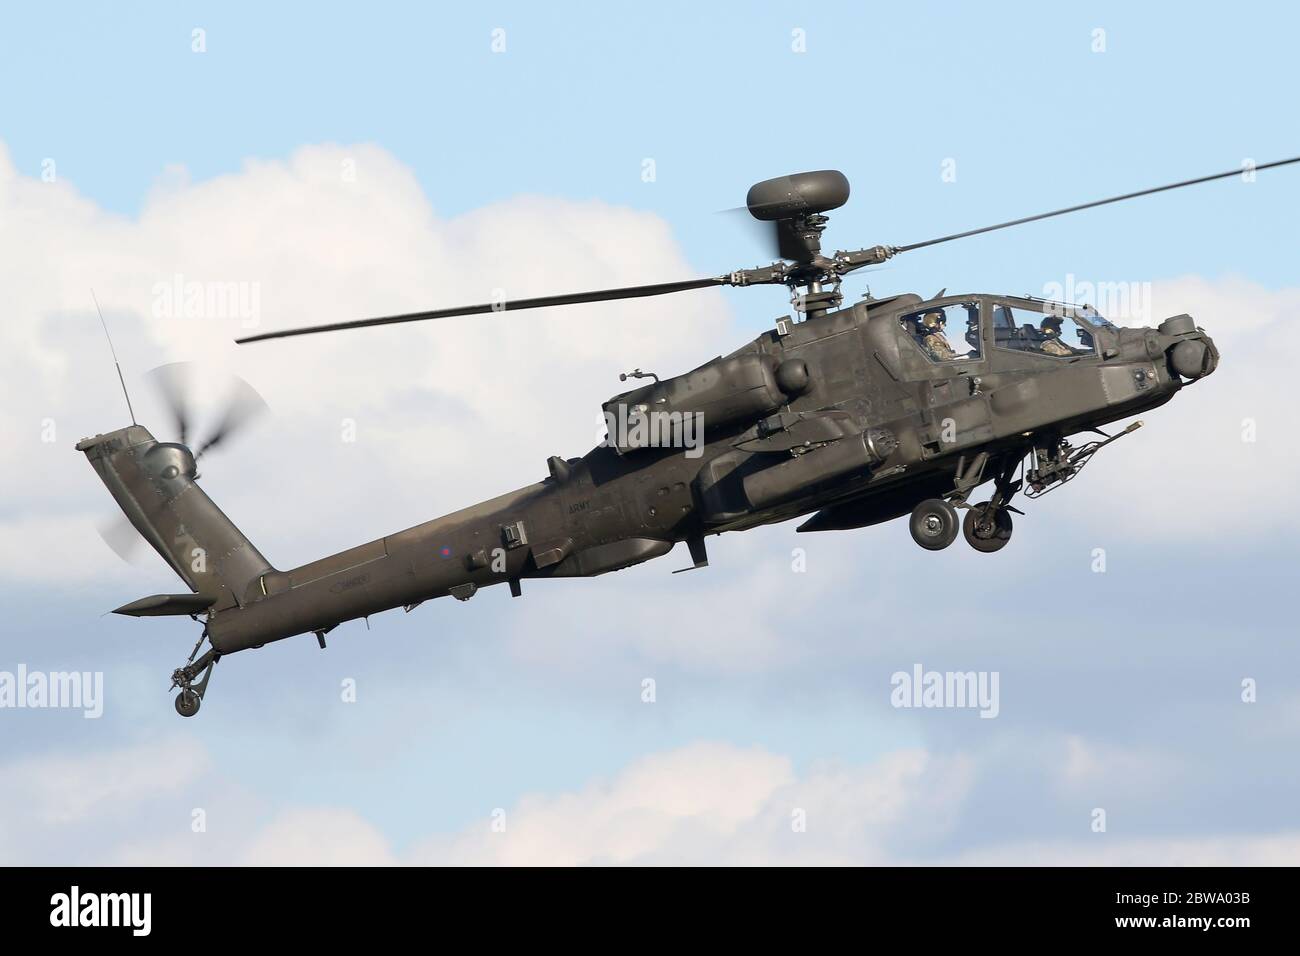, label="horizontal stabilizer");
[113,593,217,618]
